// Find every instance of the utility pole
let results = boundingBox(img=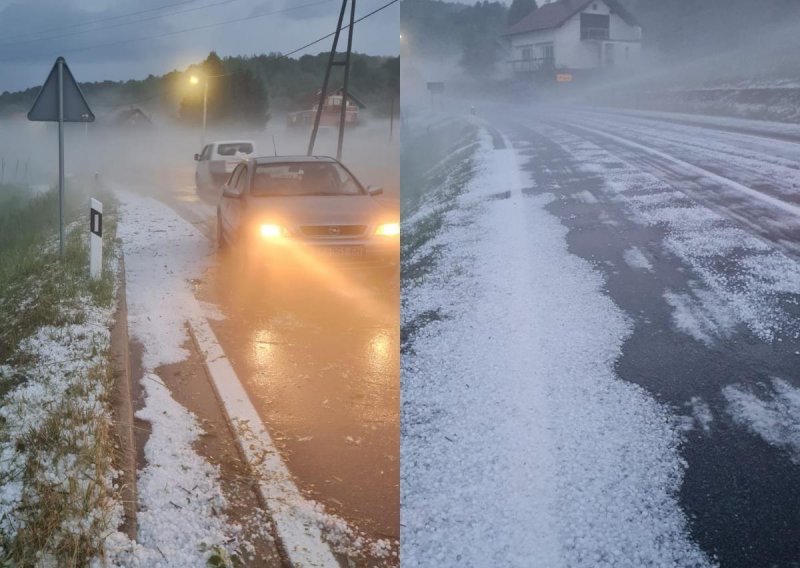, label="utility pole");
[190,73,228,150]
[336,0,355,161]
[202,78,208,148]
[308,0,356,160]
